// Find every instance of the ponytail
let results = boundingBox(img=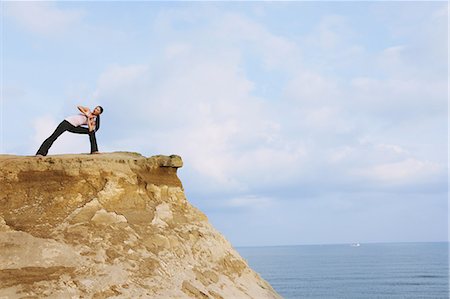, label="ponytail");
[95,106,103,132]
[95,114,100,132]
